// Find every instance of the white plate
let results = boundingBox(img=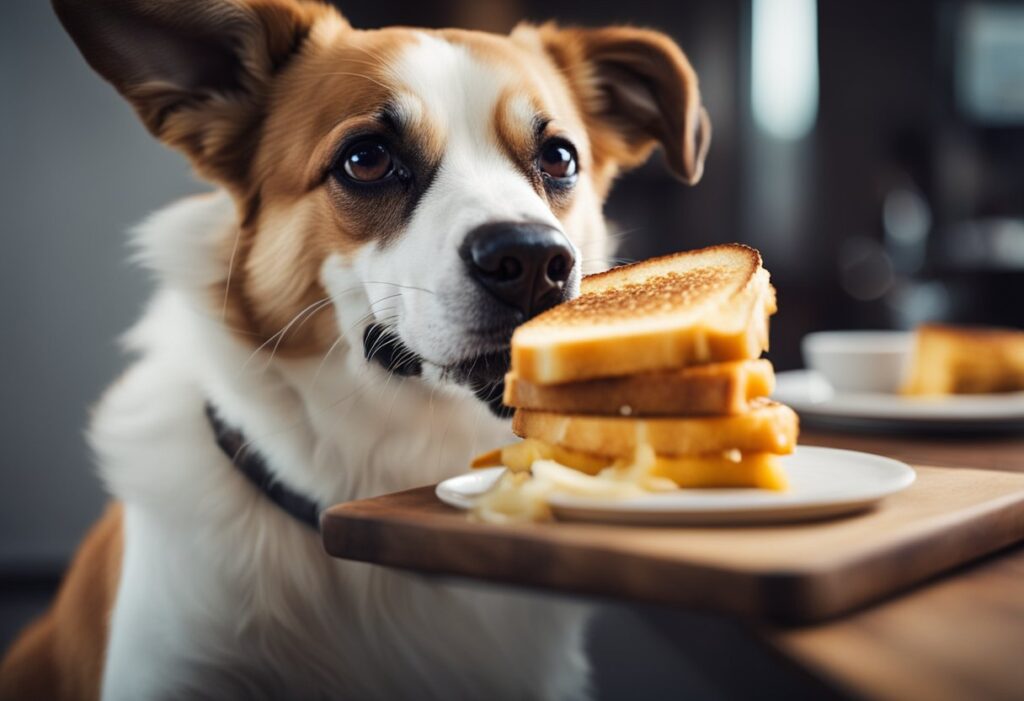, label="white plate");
[774,369,1024,432]
[436,446,915,525]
